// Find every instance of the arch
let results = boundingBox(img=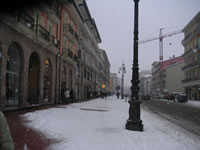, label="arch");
[43,58,52,102]
[28,52,40,104]
[6,42,23,107]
